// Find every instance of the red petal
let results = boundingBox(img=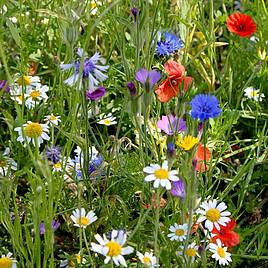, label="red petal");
[164,60,185,77]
